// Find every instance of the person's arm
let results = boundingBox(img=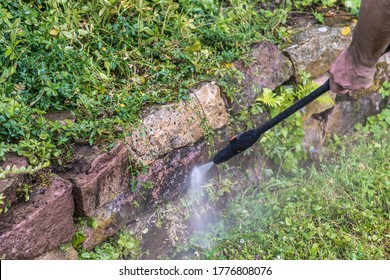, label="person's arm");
[330,0,390,94]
